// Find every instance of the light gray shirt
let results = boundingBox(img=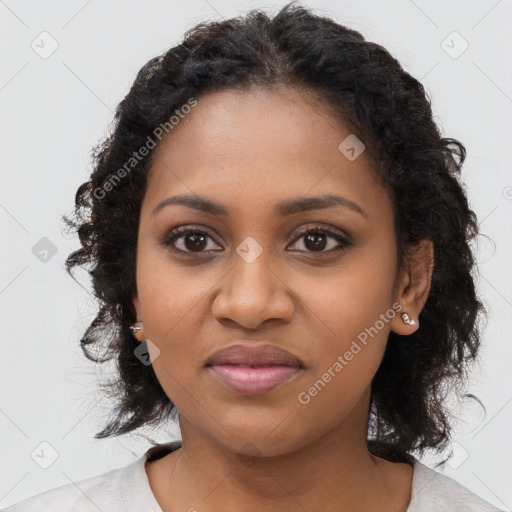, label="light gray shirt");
[2,444,506,511]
